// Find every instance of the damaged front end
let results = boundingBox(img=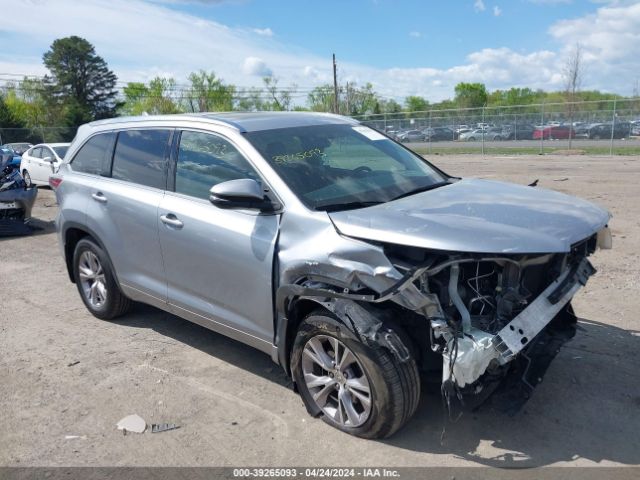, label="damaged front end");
[276,205,612,414]
[412,235,606,413]
[0,165,38,236]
